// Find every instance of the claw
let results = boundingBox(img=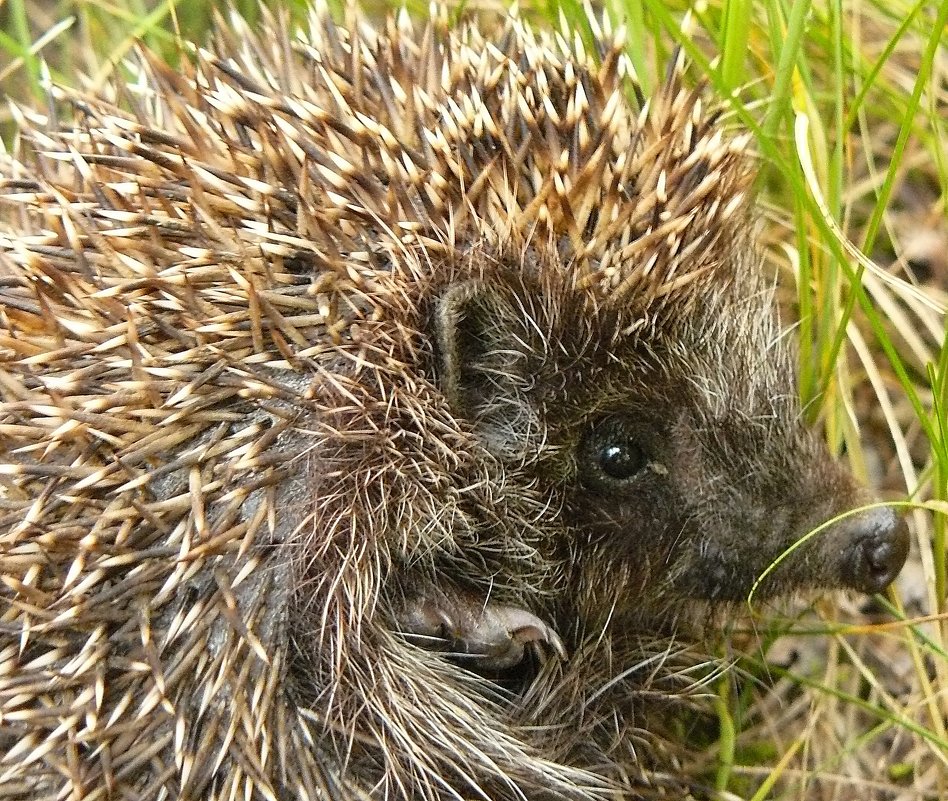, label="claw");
[398,596,565,670]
